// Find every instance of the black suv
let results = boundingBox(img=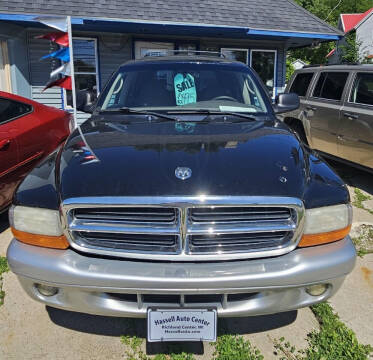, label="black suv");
[8,56,355,343]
